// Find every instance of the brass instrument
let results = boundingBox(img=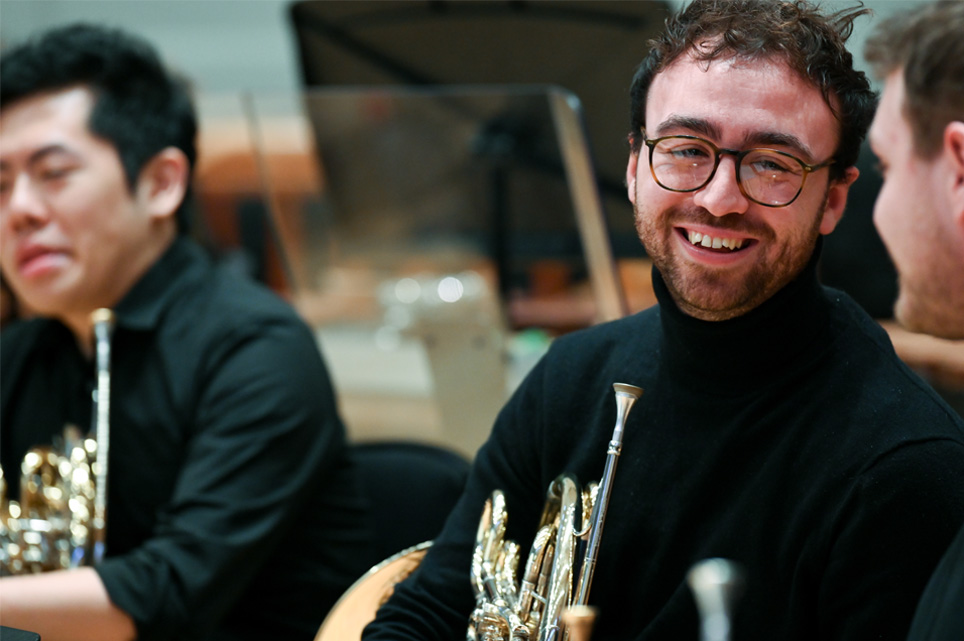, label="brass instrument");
[0,308,115,574]
[686,558,744,641]
[311,380,743,641]
[467,382,643,641]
